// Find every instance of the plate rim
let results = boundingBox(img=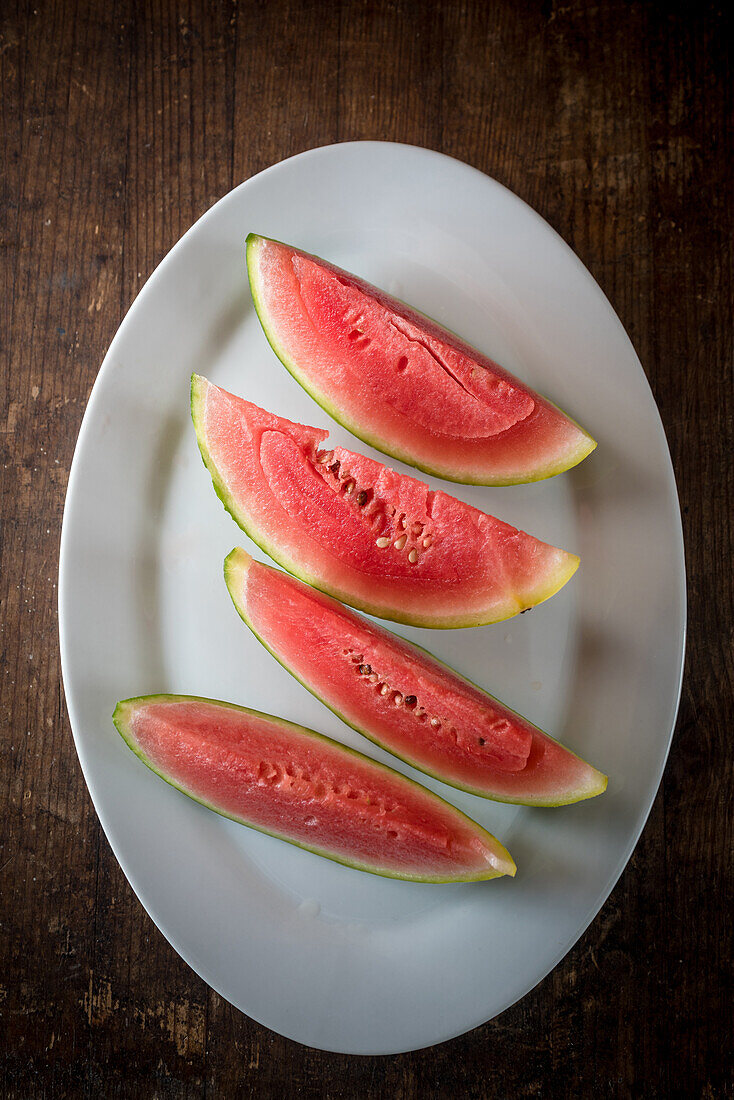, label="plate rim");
[58,139,687,1054]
